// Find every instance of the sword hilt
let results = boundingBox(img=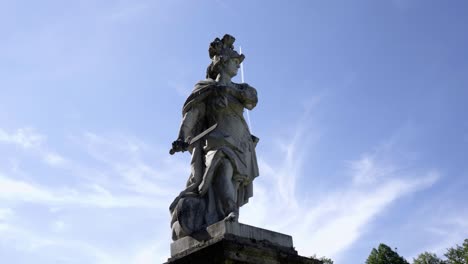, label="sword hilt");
[169,140,189,155]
